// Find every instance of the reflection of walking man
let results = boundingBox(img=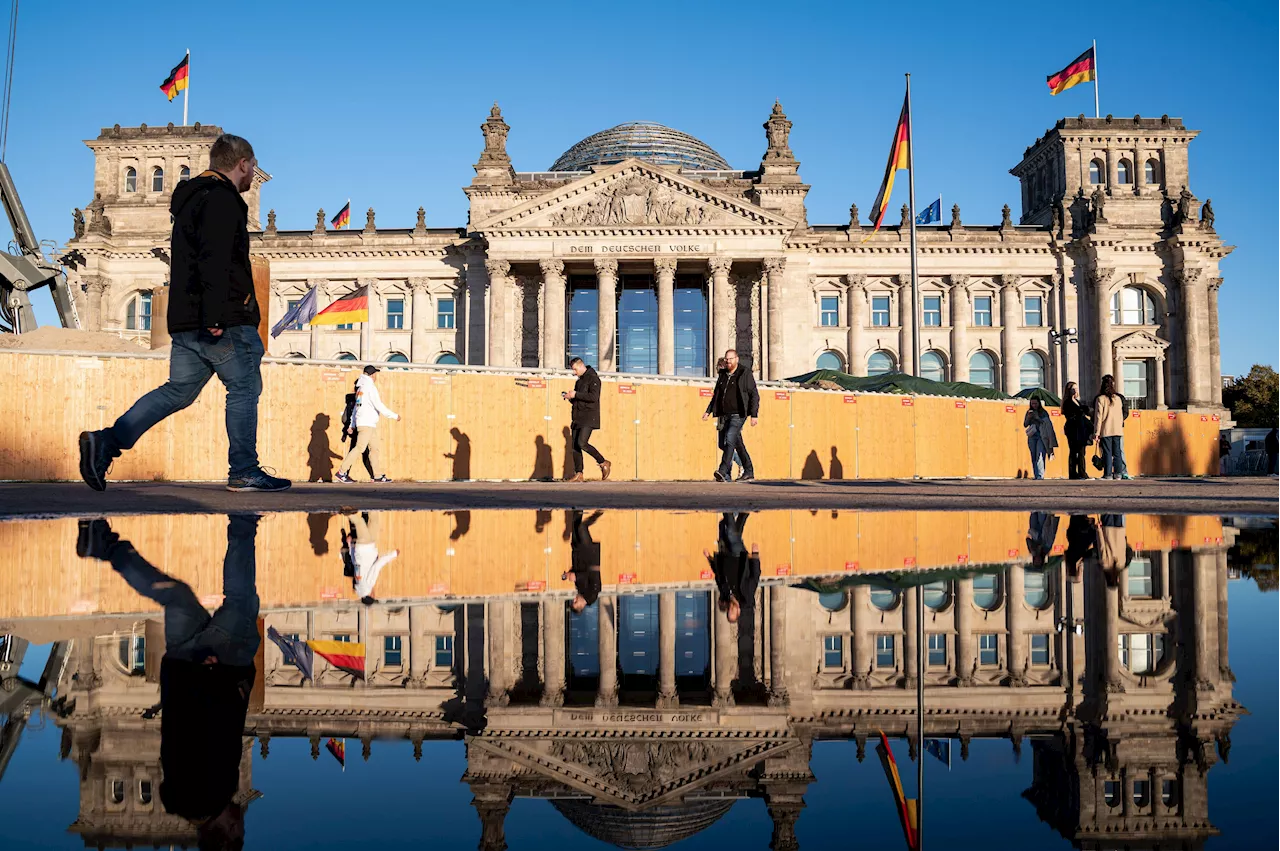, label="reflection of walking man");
[704,512,760,623]
[703,350,759,482]
[336,365,401,483]
[346,511,399,604]
[562,357,611,482]
[562,509,603,613]
[76,514,260,849]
